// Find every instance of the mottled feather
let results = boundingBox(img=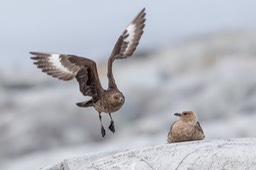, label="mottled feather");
[30,52,103,102]
[167,111,205,143]
[107,8,146,88]
[30,8,146,137]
